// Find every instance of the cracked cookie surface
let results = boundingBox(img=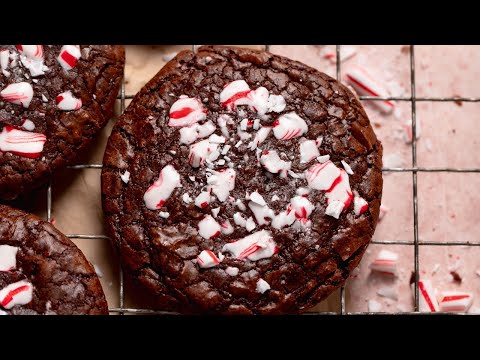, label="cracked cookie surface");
[0,45,124,200]
[0,204,108,314]
[102,45,383,314]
